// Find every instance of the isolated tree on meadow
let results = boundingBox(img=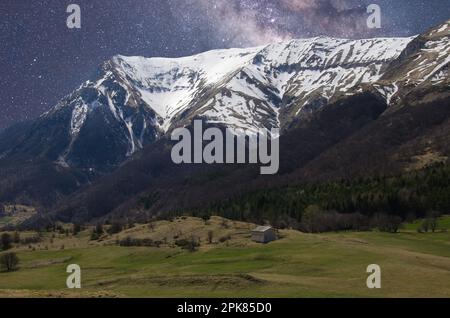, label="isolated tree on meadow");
[188,236,200,252]
[427,211,440,233]
[421,218,430,233]
[0,252,19,272]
